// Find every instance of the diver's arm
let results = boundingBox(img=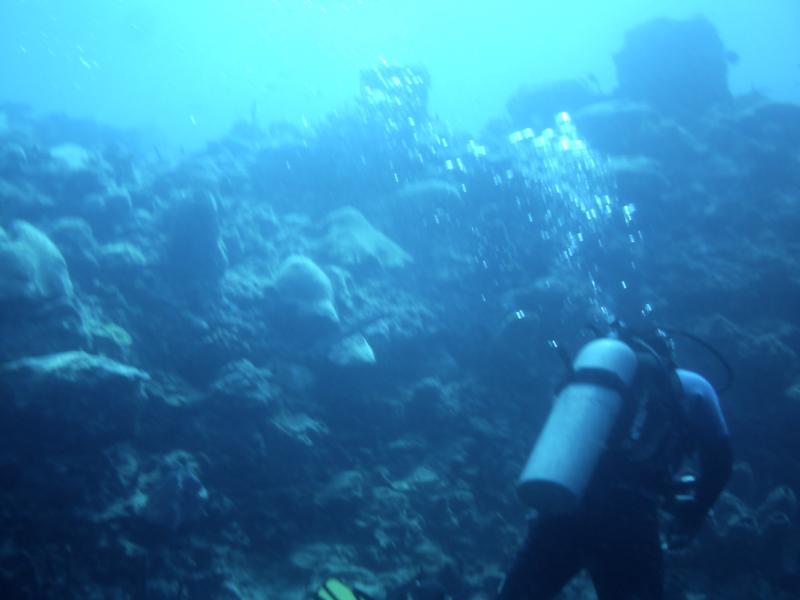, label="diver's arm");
[675,370,733,531]
[684,432,732,529]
